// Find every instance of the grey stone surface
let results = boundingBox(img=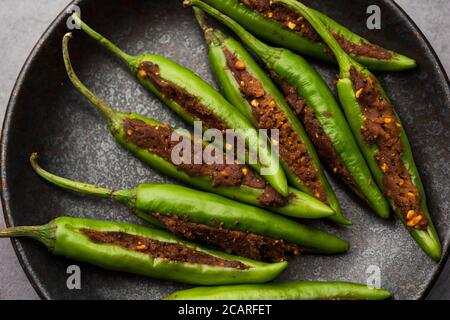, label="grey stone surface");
[396,0,450,73]
[0,0,448,300]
